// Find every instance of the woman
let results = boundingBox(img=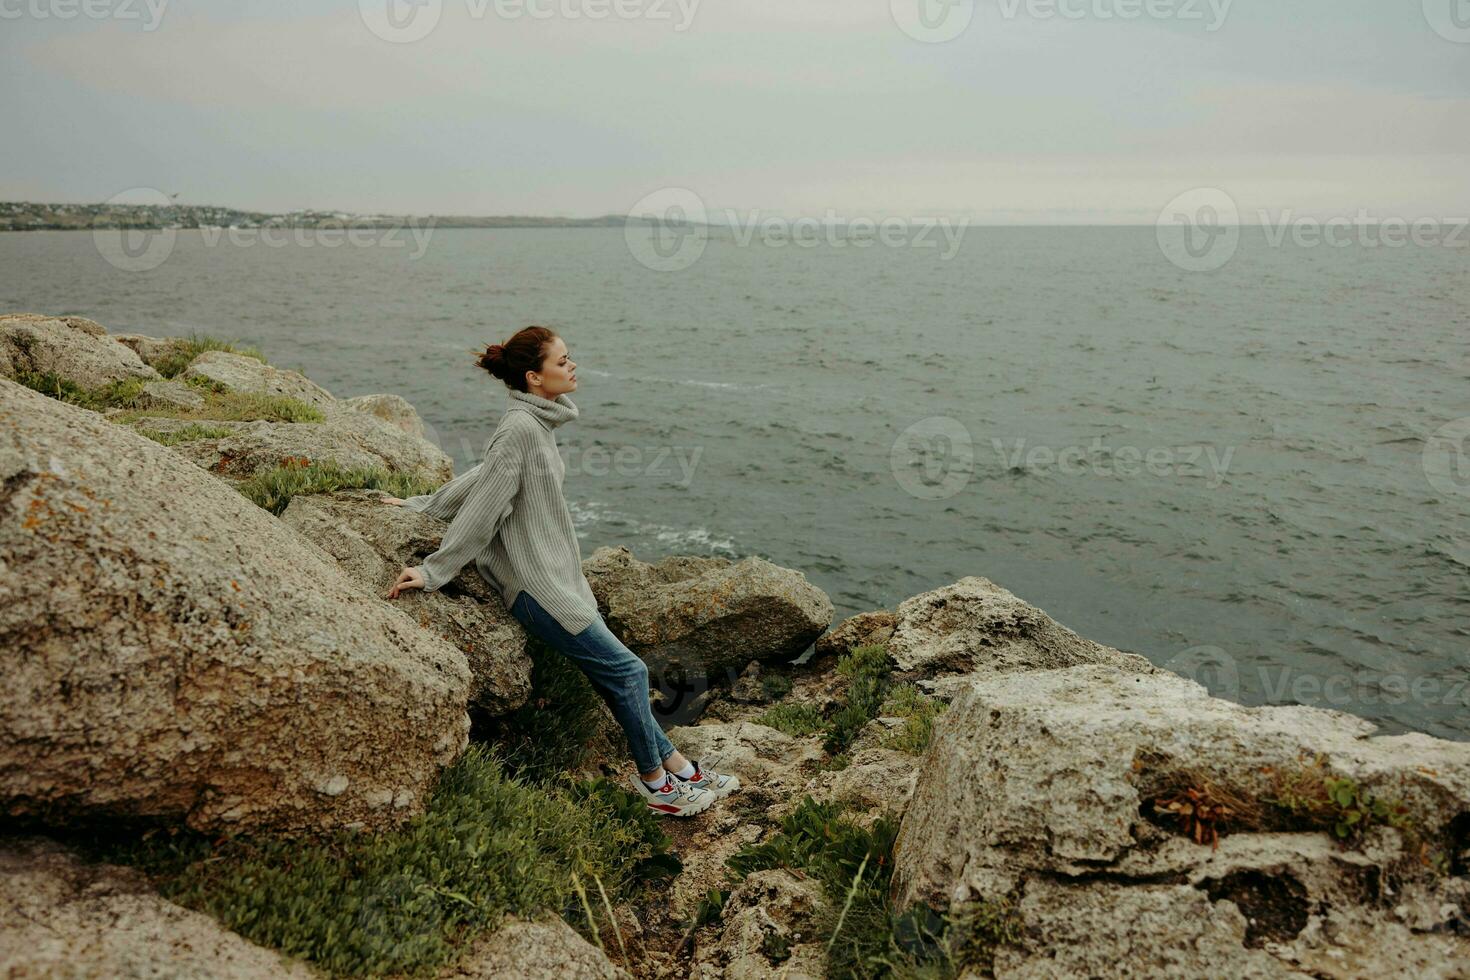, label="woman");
[382,326,738,817]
